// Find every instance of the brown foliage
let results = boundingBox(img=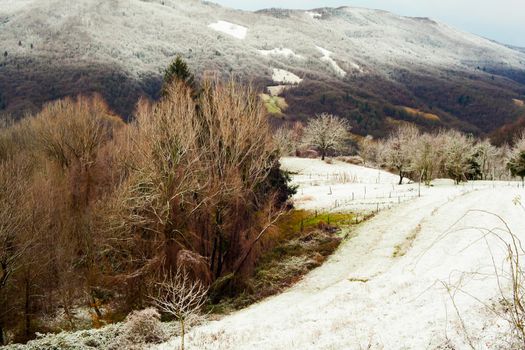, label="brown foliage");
[0,78,291,343]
